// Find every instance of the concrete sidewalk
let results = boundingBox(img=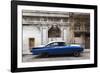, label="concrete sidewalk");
[84,49,90,53]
